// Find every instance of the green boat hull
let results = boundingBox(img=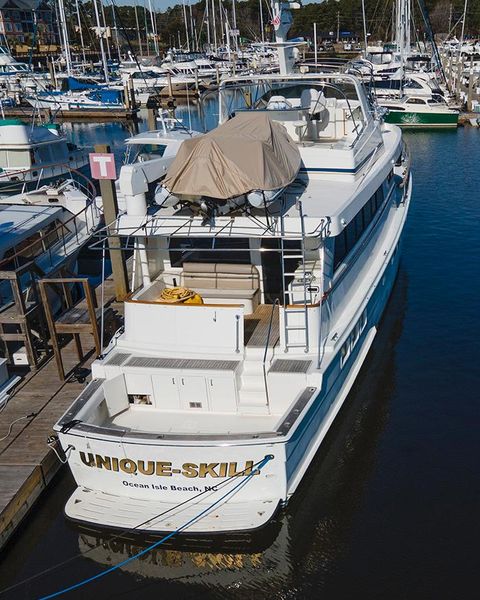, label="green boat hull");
[385,110,458,128]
